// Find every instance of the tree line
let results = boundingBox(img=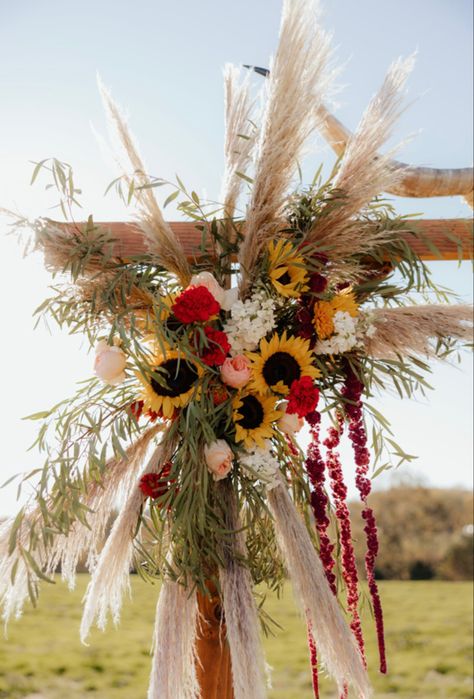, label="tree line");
[349,485,473,580]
